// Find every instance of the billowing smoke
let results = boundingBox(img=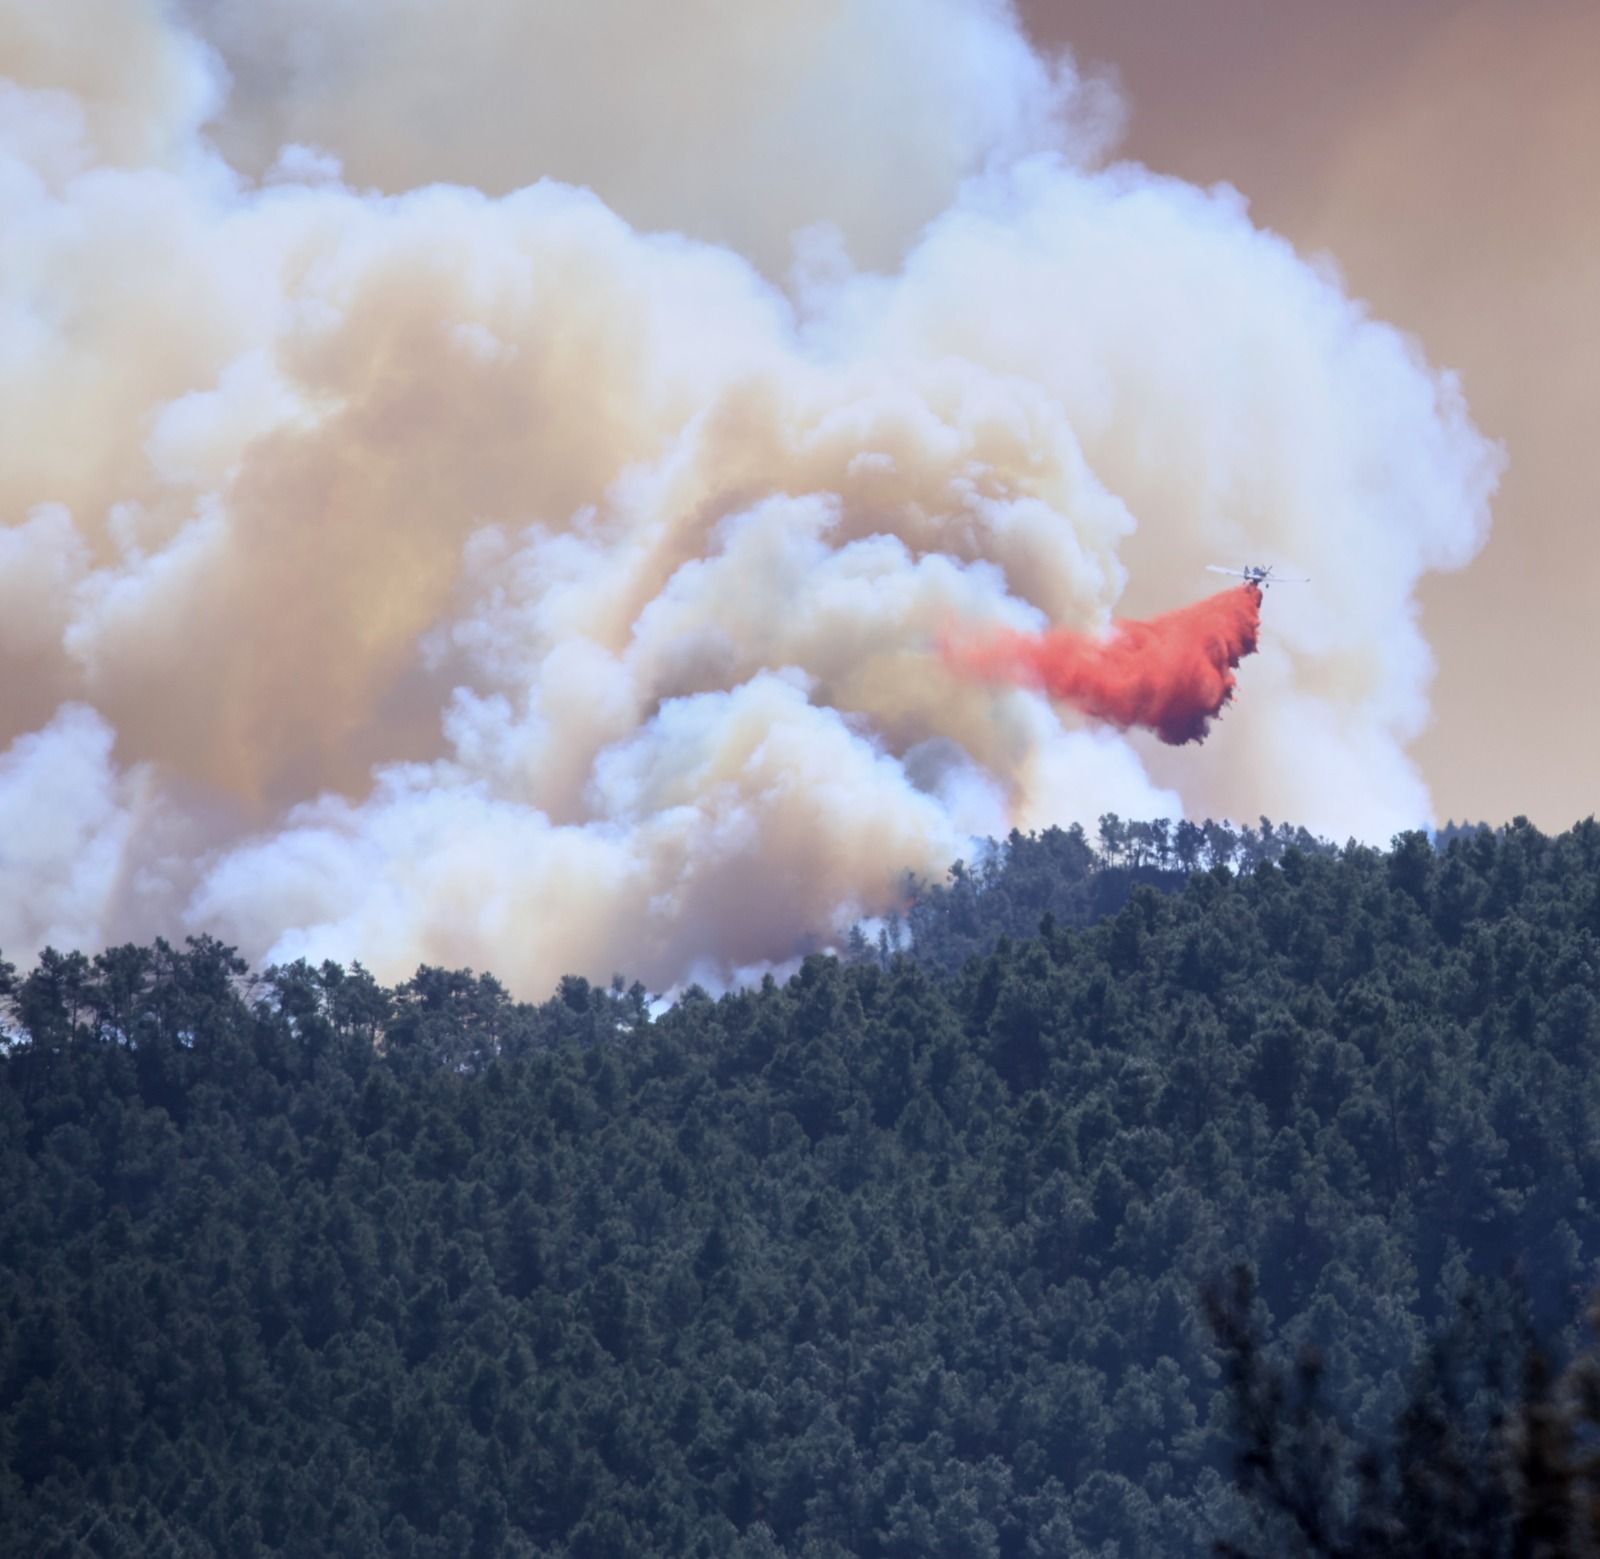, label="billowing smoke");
[944,584,1261,746]
[0,1,1501,993]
